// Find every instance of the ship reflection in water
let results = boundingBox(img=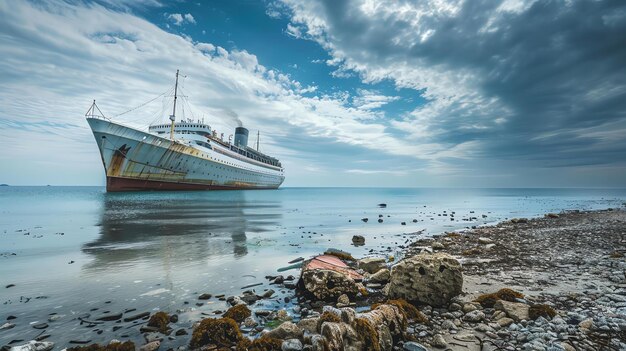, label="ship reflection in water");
[81,191,283,273]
